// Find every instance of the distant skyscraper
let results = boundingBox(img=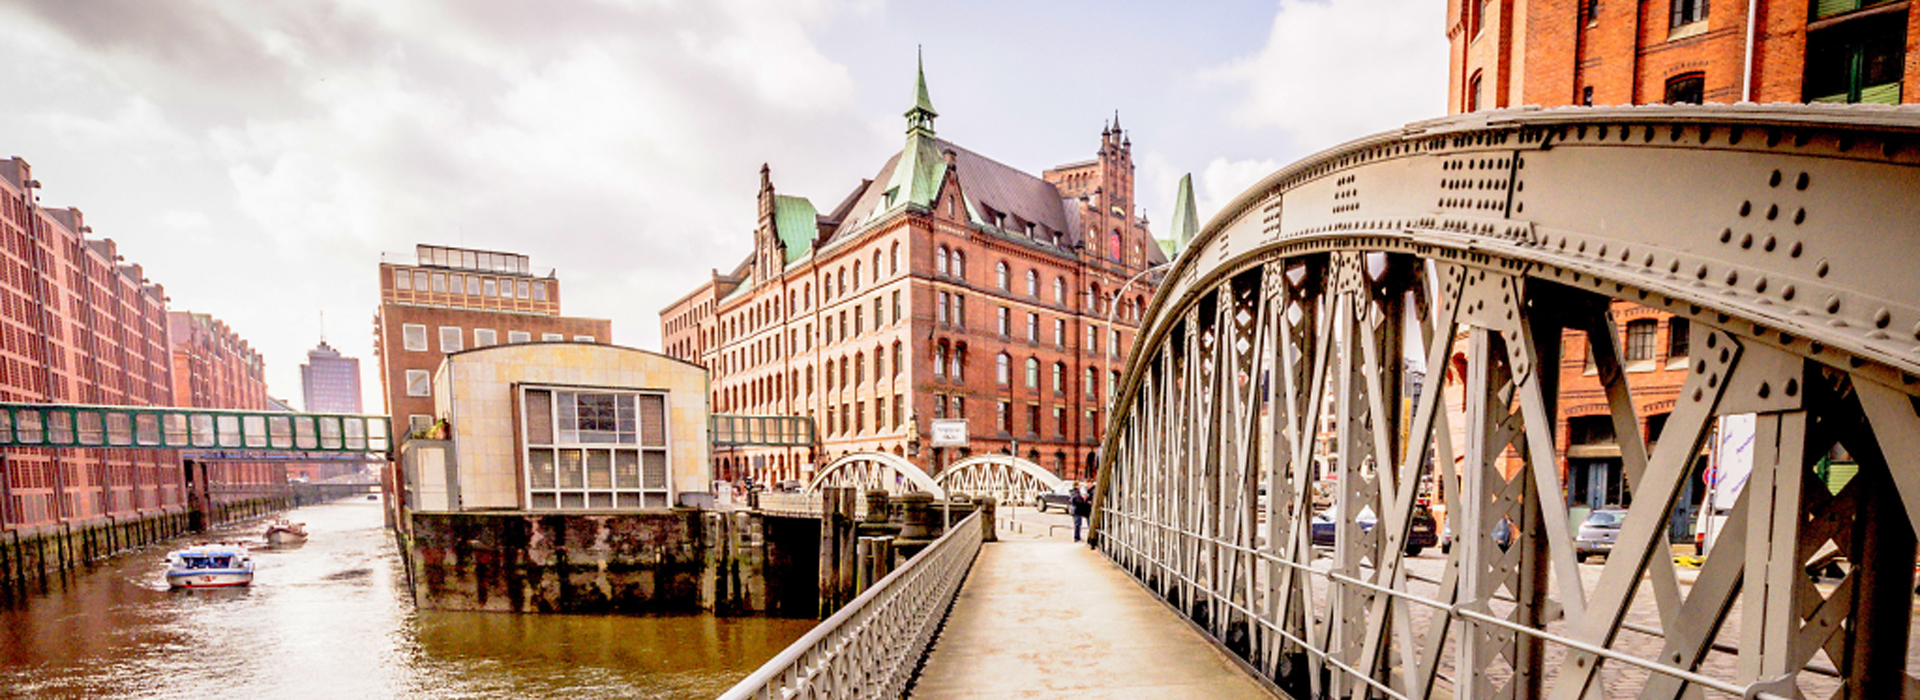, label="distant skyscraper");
[301,340,363,413]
